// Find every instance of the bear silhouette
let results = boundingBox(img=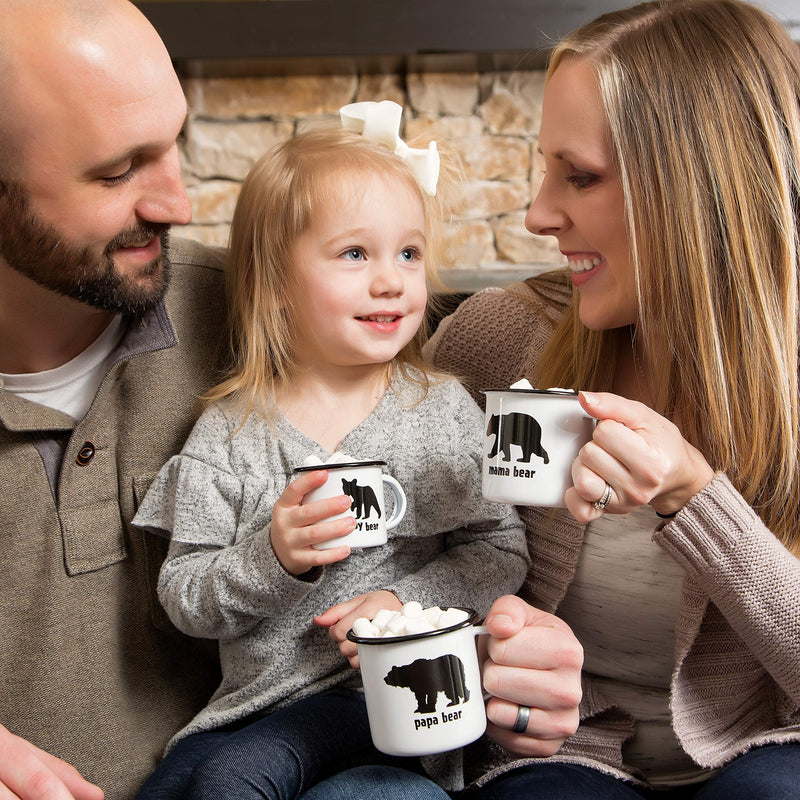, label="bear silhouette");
[486,412,549,464]
[342,477,381,520]
[384,654,470,713]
